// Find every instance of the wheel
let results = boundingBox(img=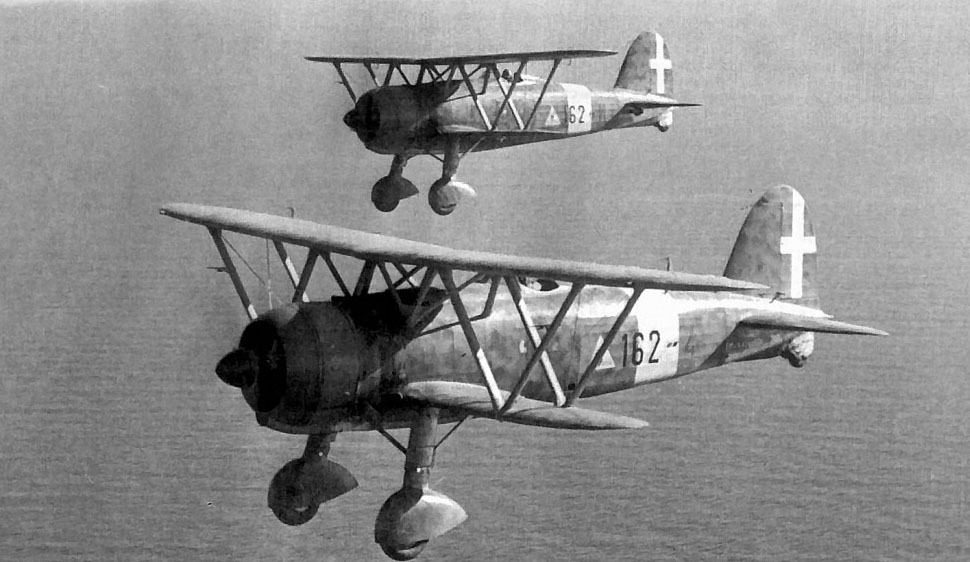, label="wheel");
[379,540,427,561]
[271,502,319,526]
[428,179,458,216]
[371,177,401,212]
[267,456,357,526]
